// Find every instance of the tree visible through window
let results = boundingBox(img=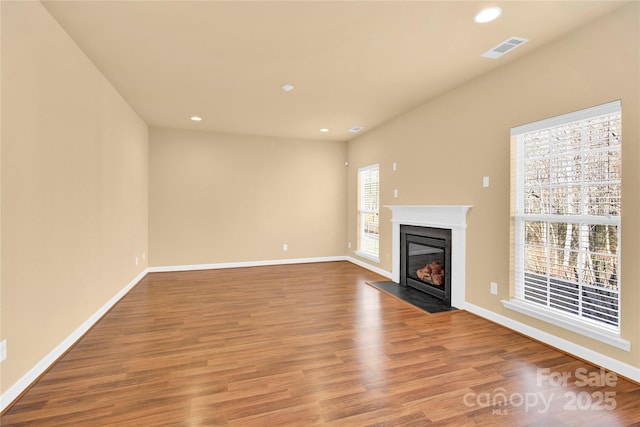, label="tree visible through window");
[357,164,379,260]
[512,101,621,330]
